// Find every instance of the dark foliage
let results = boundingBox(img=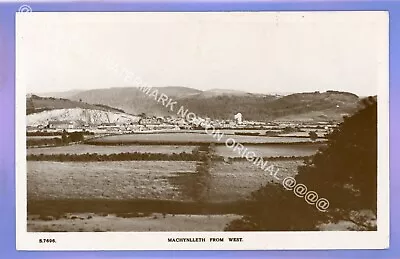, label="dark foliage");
[225,97,377,231]
[225,183,323,231]
[26,138,62,147]
[27,132,87,147]
[192,144,215,202]
[68,132,85,142]
[297,97,377,213]
[308,131,318,141]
